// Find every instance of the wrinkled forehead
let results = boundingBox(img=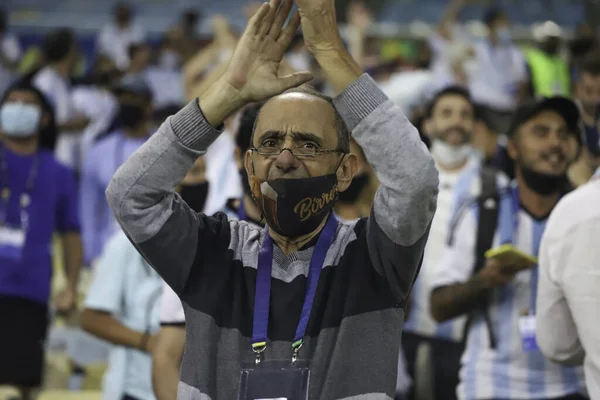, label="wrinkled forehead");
[253,93,339,148]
